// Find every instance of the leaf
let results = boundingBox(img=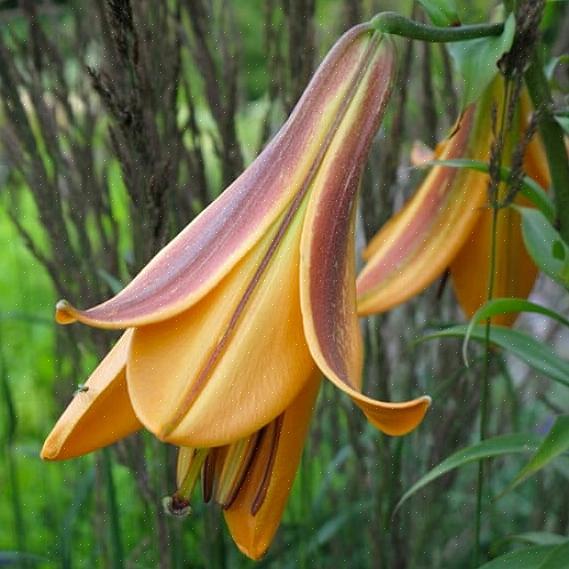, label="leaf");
[479,546,558,569]
[499,532,569,547]
[499,415,569,498]
[516,206,569,290]
[462,299,569,366]
[422,325,569,389]
[554,115,569,137]
[418,0,459,26]
[449,13,516,109]
[393,433,540,515]
[537,541,569,569]
[421,159,555,222]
